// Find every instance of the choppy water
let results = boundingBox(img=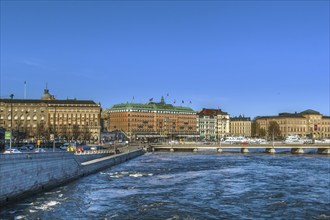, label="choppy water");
[1,153,329,219]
